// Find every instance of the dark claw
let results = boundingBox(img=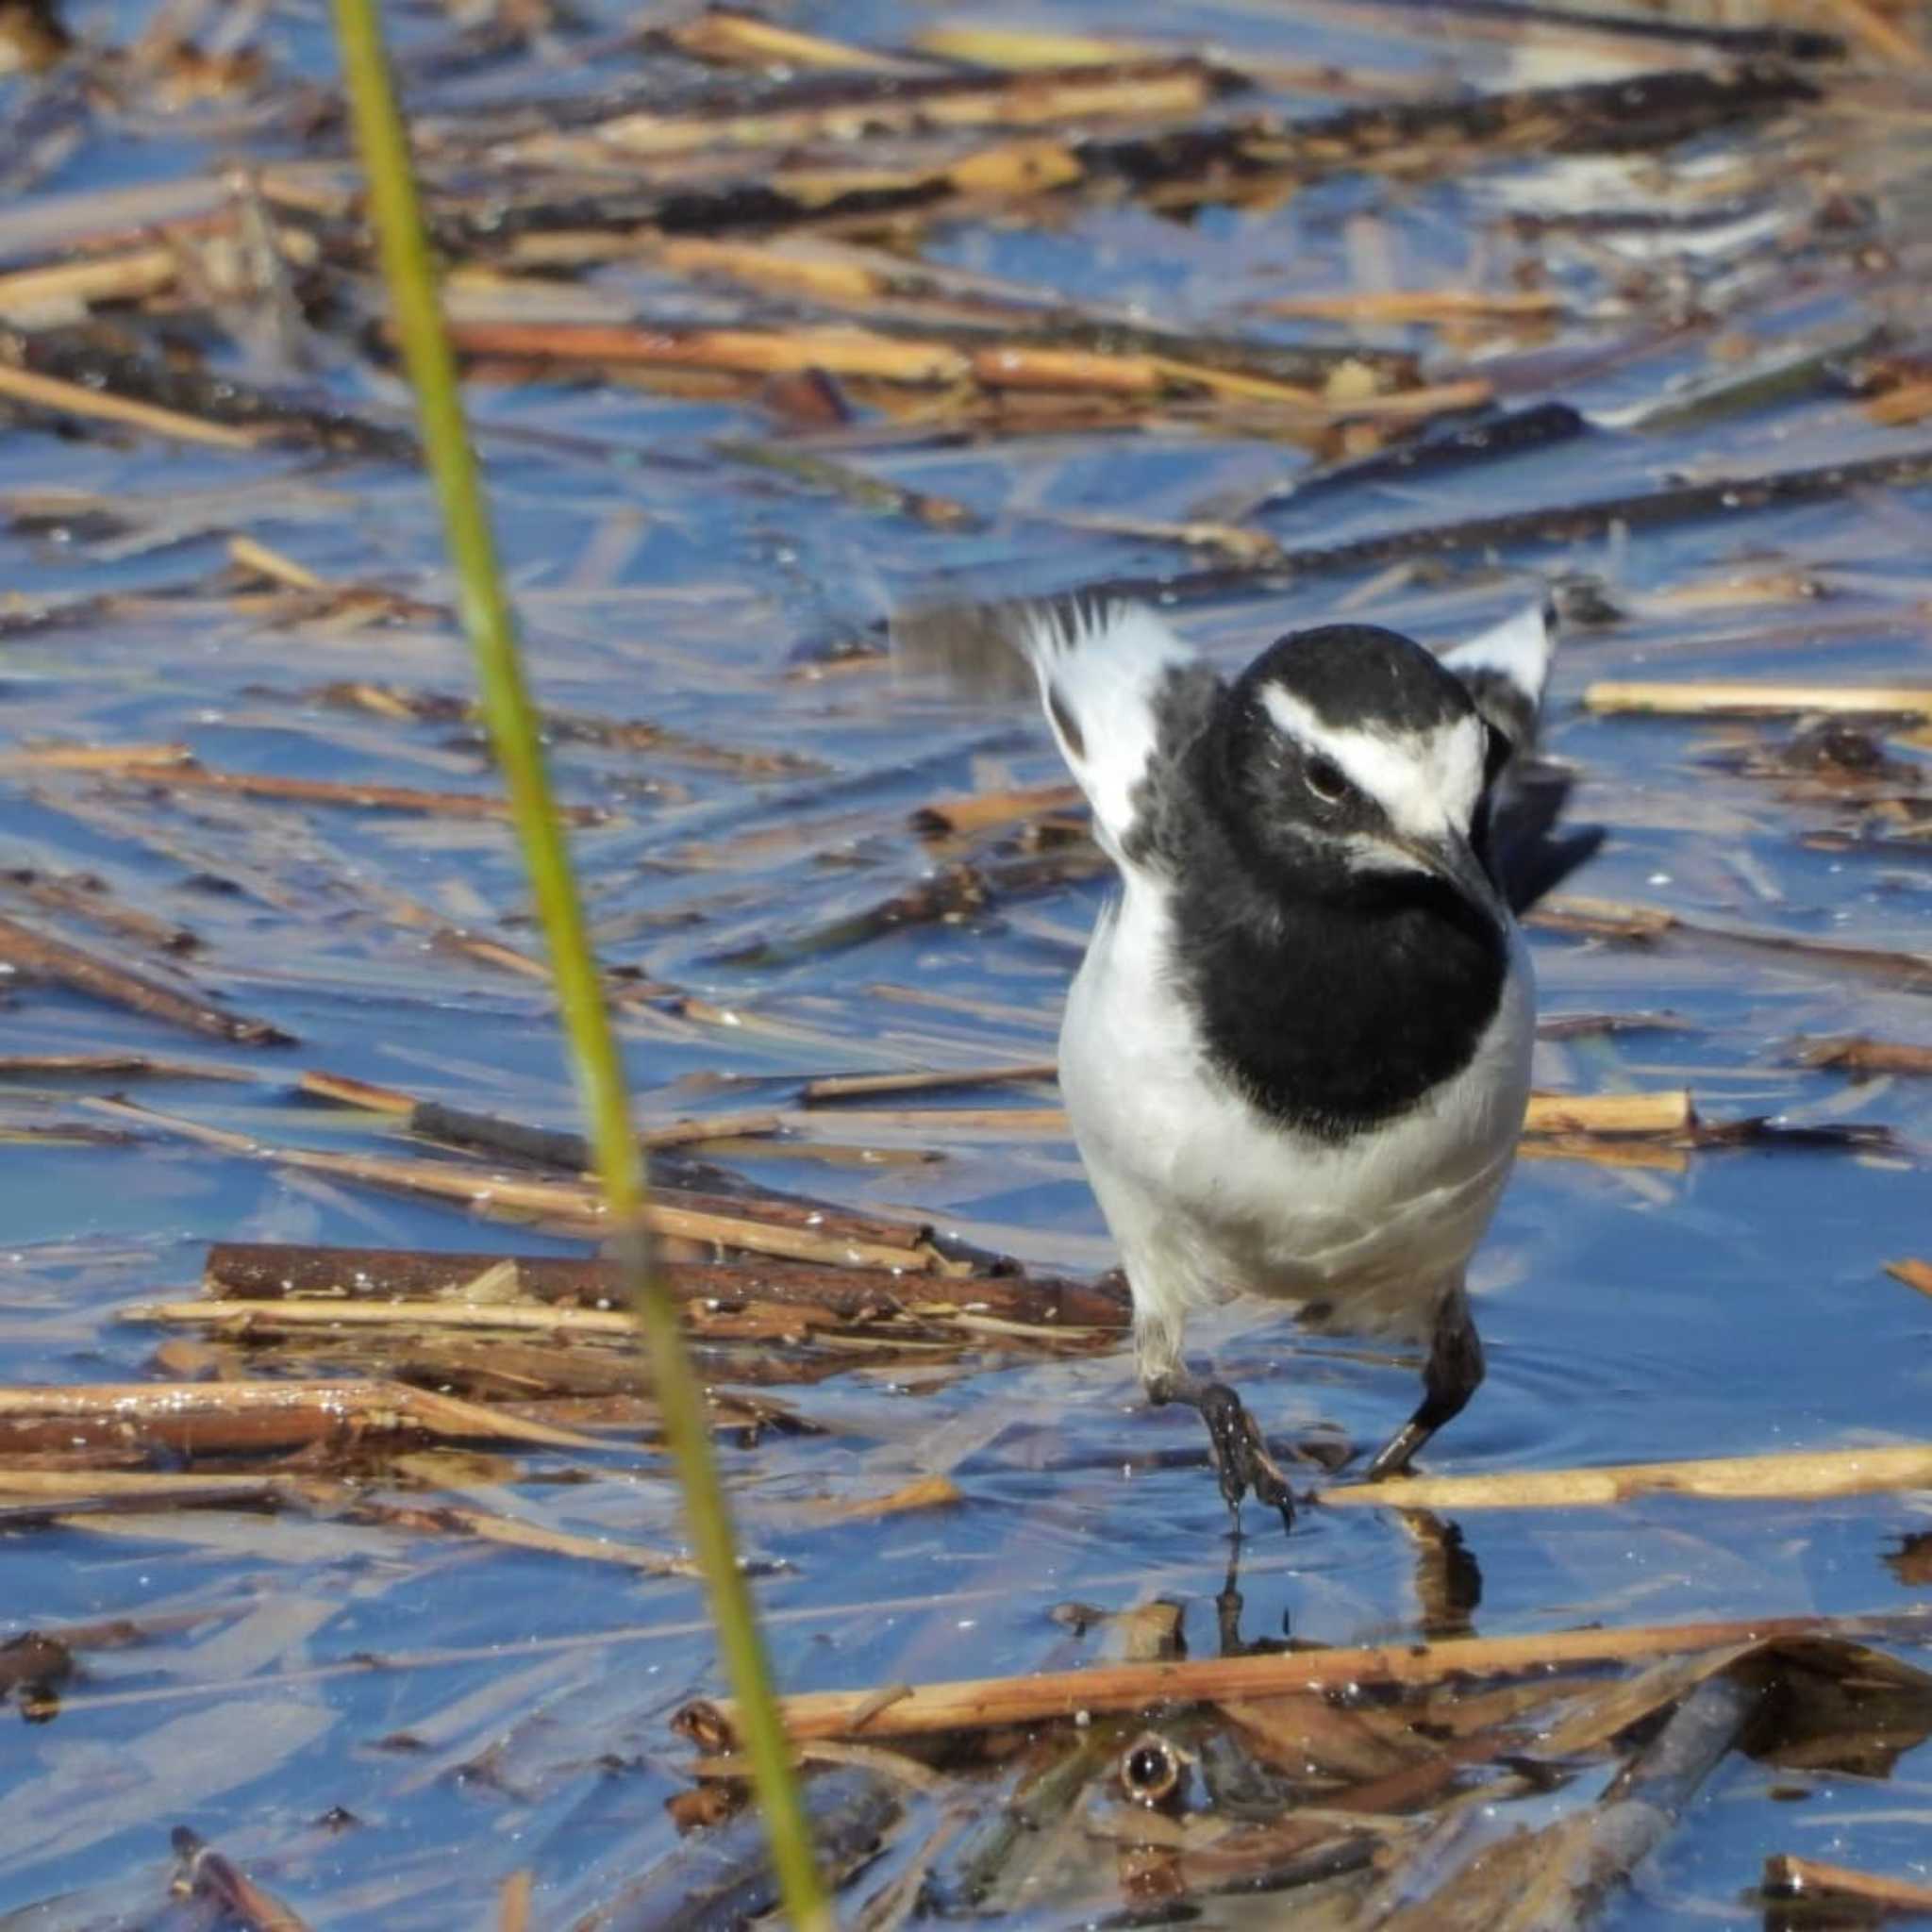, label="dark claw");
[1196,1383,1295,1533]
